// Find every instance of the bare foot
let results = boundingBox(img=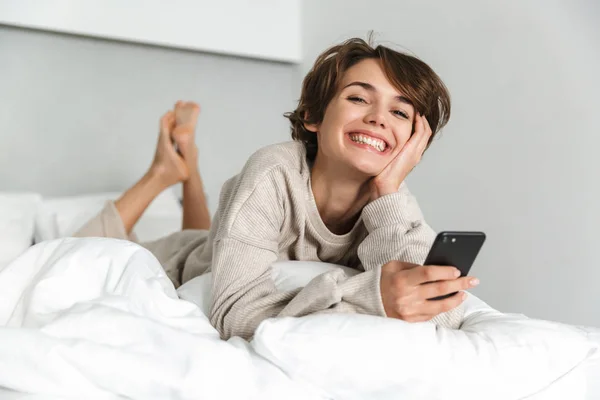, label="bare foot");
[150,111,189,187]
[173,100,200,134]
[172,101,200,171]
